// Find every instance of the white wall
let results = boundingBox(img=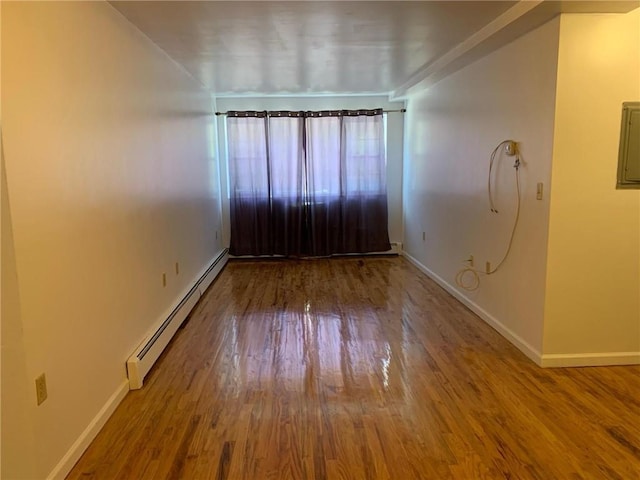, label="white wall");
[215,96,405,247]
[543,10,640,361]
[1,2,223,478]
[2,146,38,479]
[402,19,560,359]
